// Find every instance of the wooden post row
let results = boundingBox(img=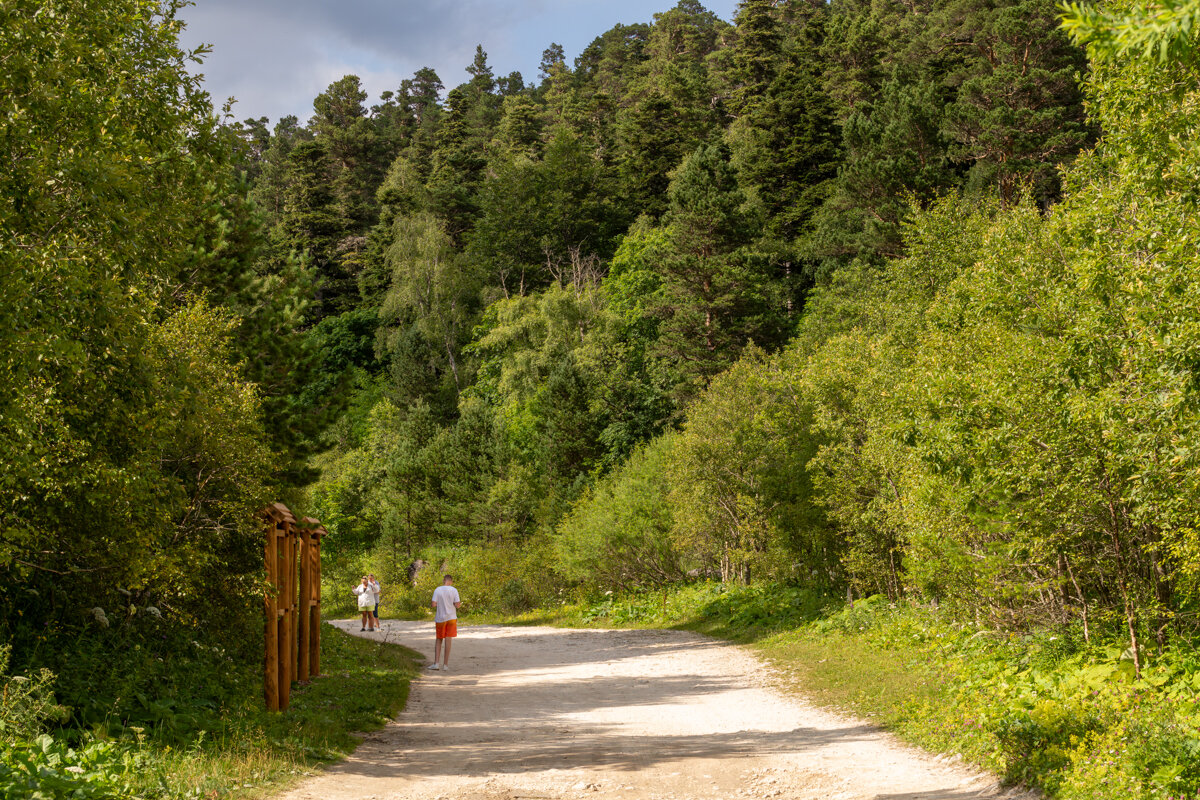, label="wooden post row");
[263,504,327,711]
